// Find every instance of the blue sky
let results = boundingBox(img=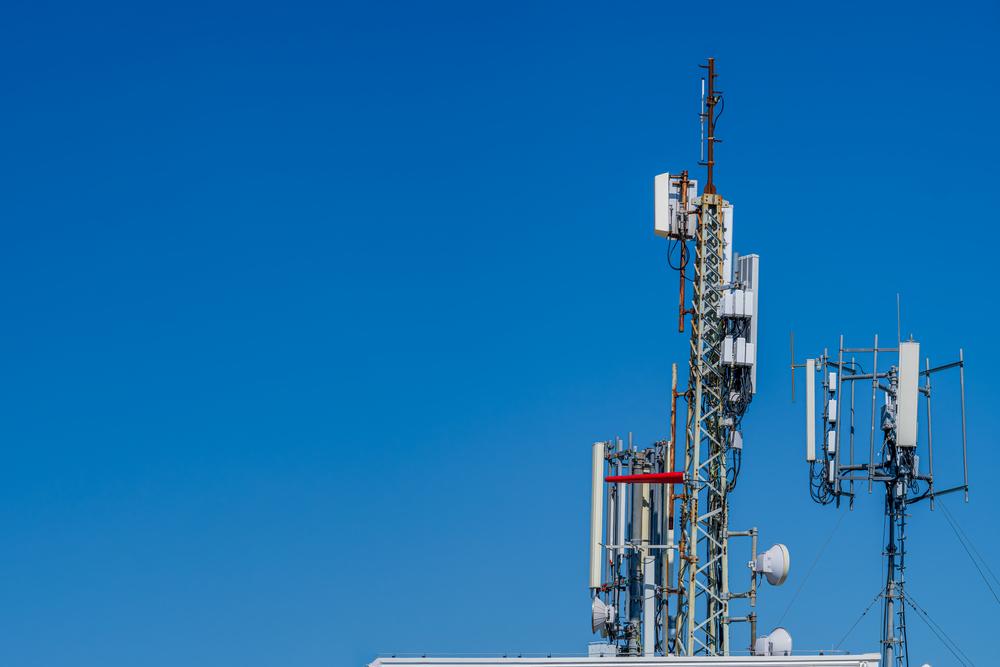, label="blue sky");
[1,1,997,665]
